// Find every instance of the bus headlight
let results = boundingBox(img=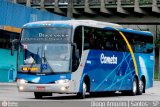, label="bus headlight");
[55,79,69,84]
[19,86,24,91]
[17,79,28,84]
[60,86,69,91]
